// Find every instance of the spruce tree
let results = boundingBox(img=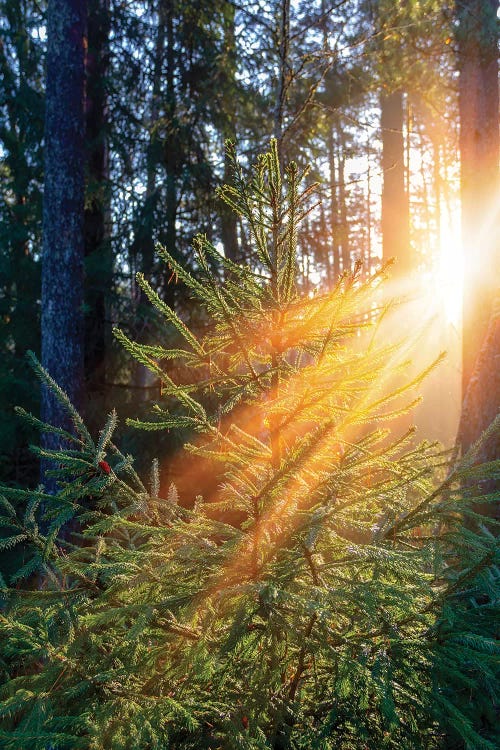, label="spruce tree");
[0,141,498,750]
